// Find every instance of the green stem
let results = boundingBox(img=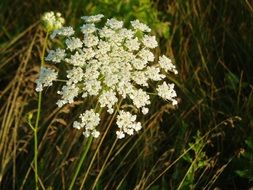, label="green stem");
[34,31,49,190]
[34,94,41,190]
[40,32,49,68]
[68,136,93,190]
[79,99,123,189]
